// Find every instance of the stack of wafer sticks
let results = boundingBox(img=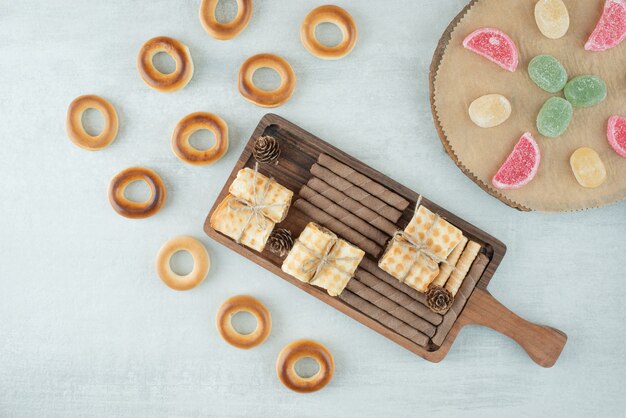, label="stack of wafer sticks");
[292,153,488,348]
[294,154,409,257]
